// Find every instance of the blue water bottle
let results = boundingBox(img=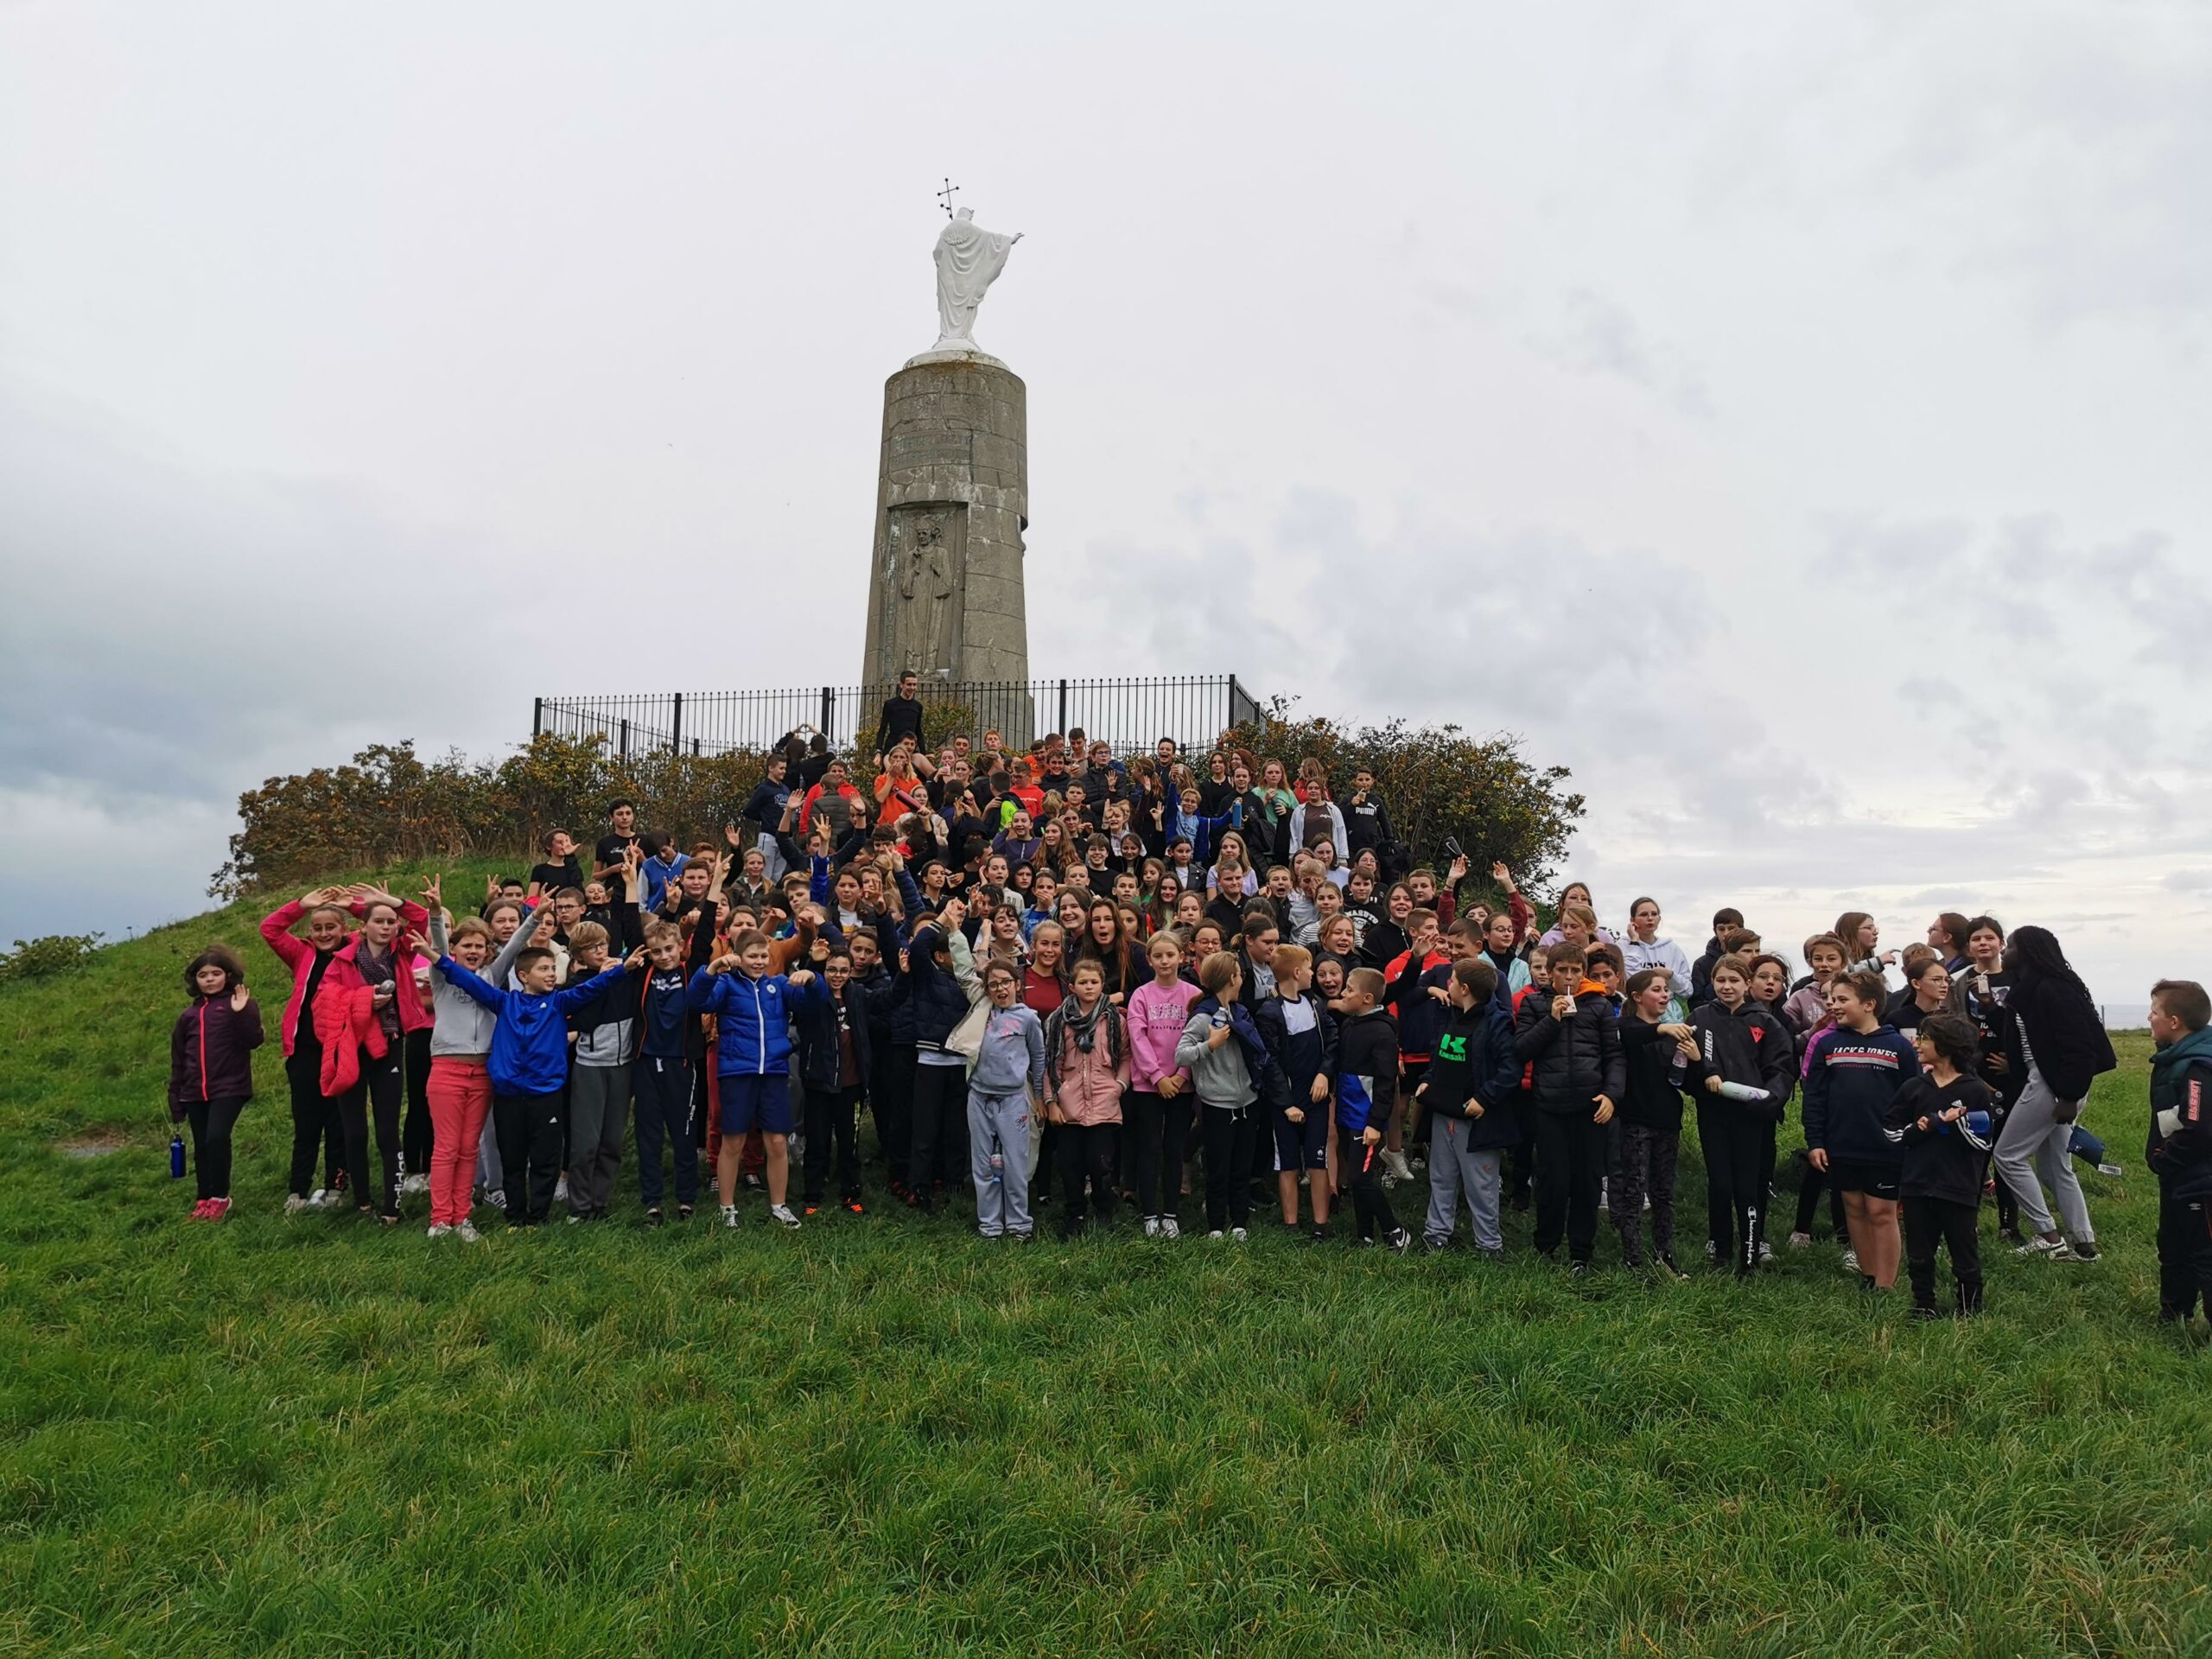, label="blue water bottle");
[169,1132,186,1179]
